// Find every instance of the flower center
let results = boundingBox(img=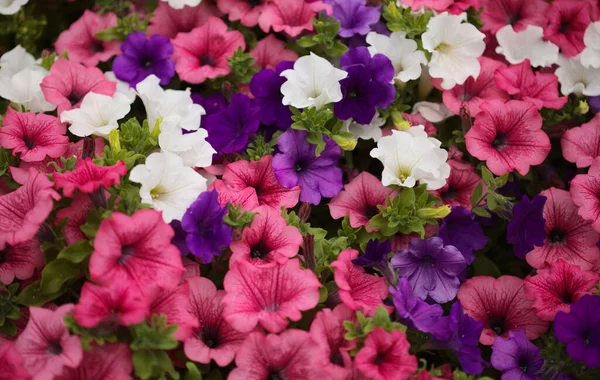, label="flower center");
[518,358,528,373]
[150,187,164,199]
[247,0,260,6]
[459,92,473,101]
[47,340,63,356]
[90,41,104,53]
[492,133,508,151]
[559,22,570,34]
[330,351,344,366]
[199,55,216,67]
[295,161,306,172]
[0,245,10,264]
[506,13,521,26]
[442,187,458,201]
[141,57,153,68]
[118,245,135,265]
[250,242,270,260]
[548,228,567,245]
[23,136,35,150]
[364,205,380,219]
[488,316,507,336]
[268,370,285,380]
[199,326,221,348]
[67,92,83,106]
[435,42,452,54]
[560,291,573,305]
